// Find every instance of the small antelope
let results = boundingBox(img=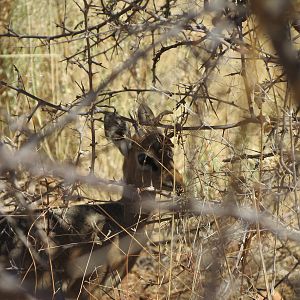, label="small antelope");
[0,104,183,299]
